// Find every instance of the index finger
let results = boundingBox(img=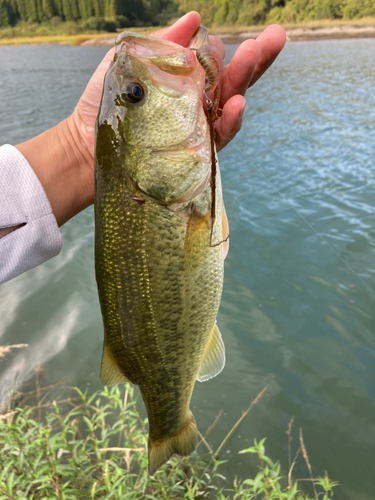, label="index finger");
[151,11,201,47]
[208,35,226,60]
[220,39,261,107]
[250,24,286,86]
